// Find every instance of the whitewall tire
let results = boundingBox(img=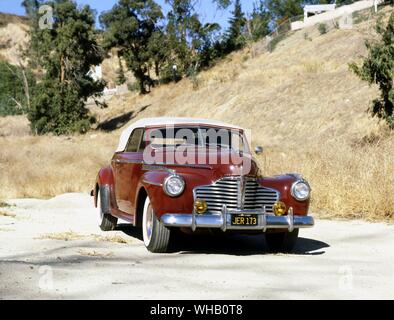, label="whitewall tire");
[142,197,170,253]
